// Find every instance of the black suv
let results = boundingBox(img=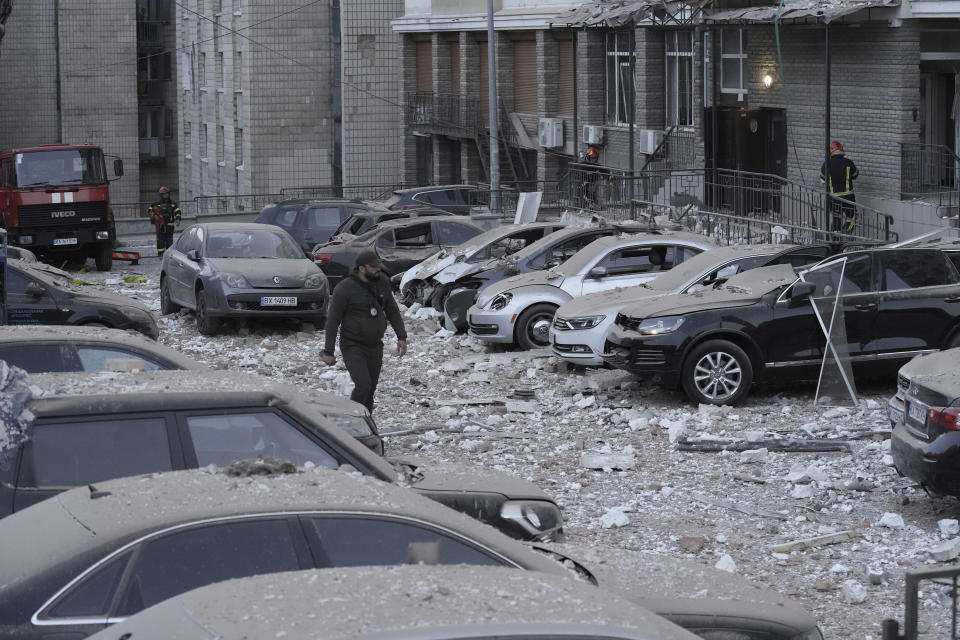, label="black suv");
[604,248,960,405]
[0,369,562,541]
[255,199,384,252]
[380,185,479,214]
